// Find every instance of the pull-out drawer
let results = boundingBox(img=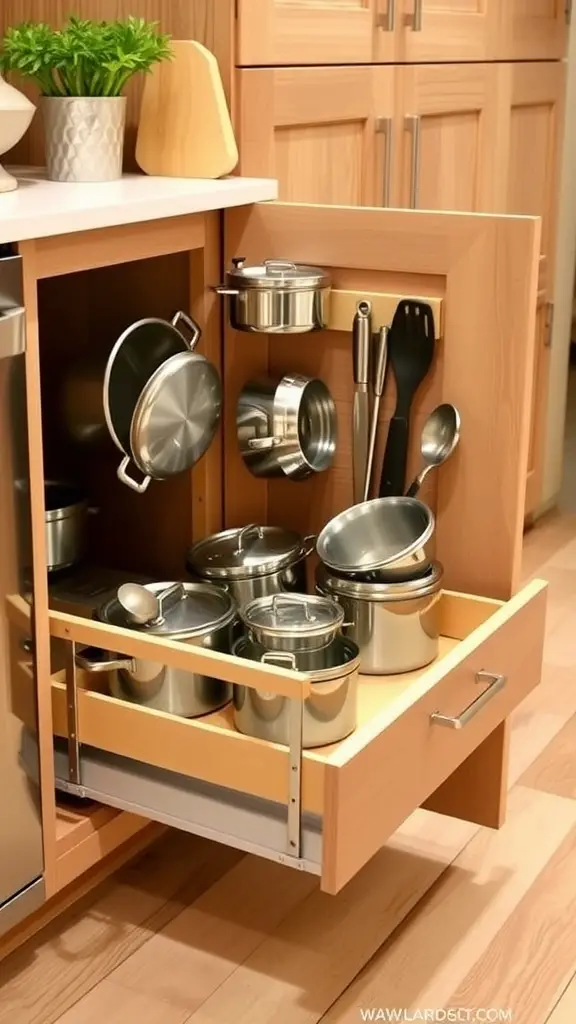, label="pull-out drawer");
[14,581,546,893]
